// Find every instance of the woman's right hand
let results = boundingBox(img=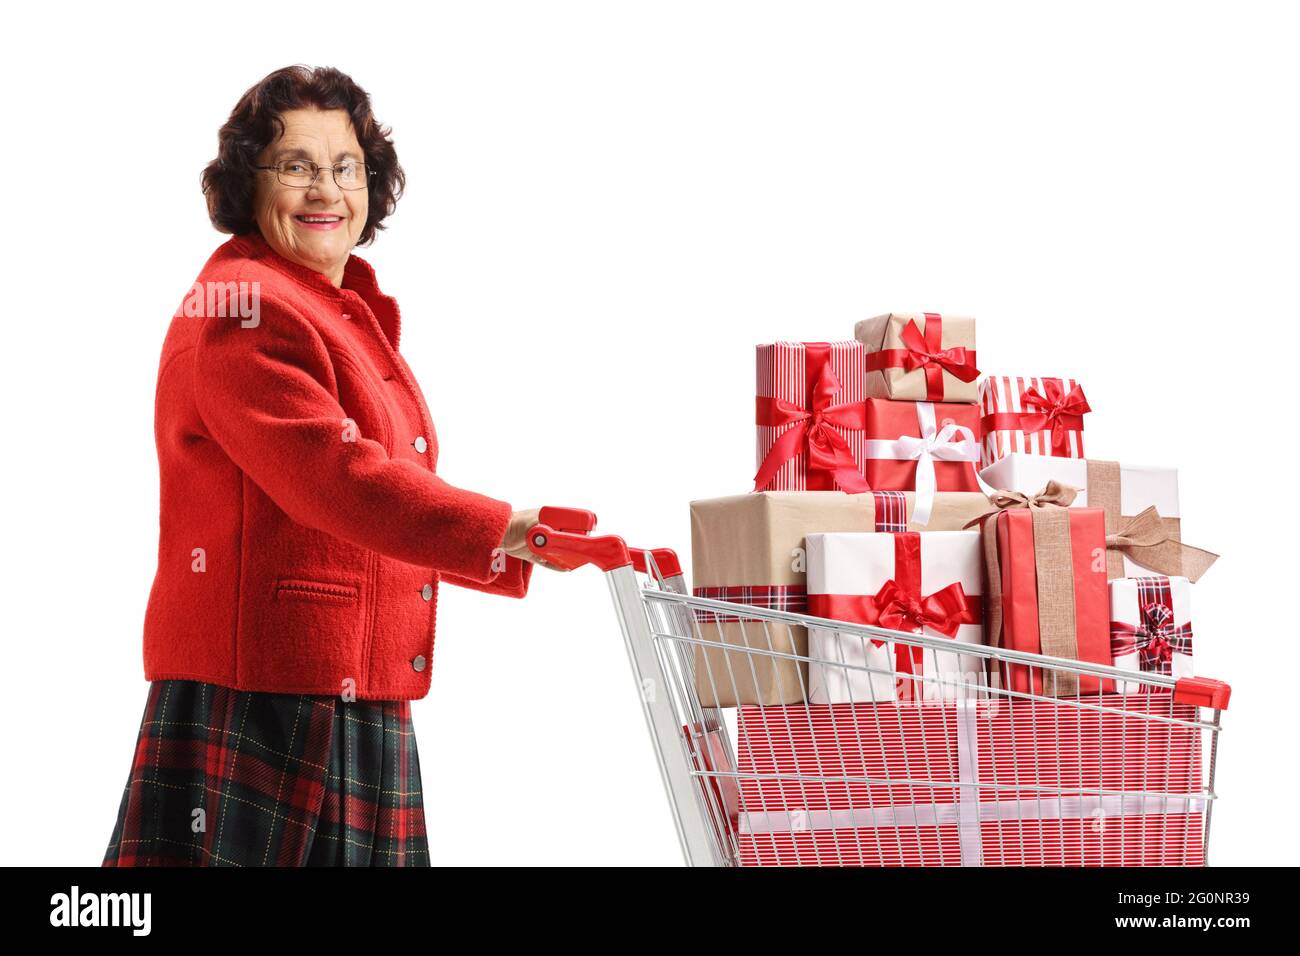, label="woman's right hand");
[499,508,571,571]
